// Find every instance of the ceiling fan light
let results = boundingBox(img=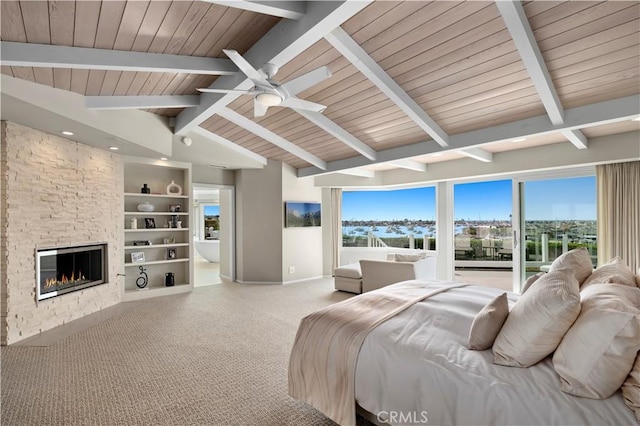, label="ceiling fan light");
[256,92,282,106]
